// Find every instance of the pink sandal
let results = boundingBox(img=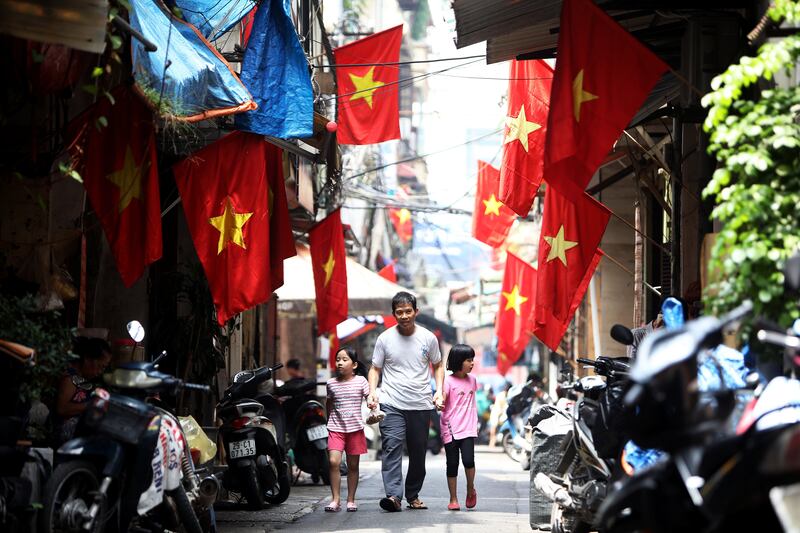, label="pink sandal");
[447,502,460,511]
[466,490,477,509]
[325,502,341,512]
[346,502,358,512]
